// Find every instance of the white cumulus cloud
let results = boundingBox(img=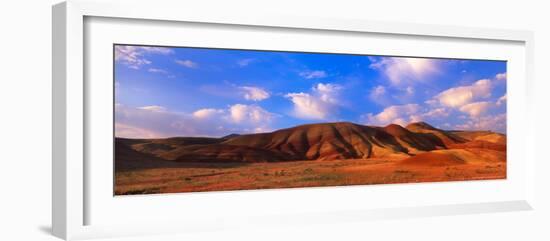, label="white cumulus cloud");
[299,70,327,79]
[459,101,492,117]
[175,59,199,68]
[148,68,169,74]
[369,57,440,85]
[370,85,386,99]
[285,93,327,120]
[115,103,277,138]
[496,94,507,106]
[138,105,167,112]
[237,58,255,67]
[369,85,389,105]
[495,72,507,81]
[423,107,450,118]
[435,79,492,108]
[229,104,276,123]
[454,113,506,133]
[285,83,343,120]
[114,46,173,69]
[192,108,225,119]
[239,86,270,101]
[363,104,421,126]
[316,83,342,103]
